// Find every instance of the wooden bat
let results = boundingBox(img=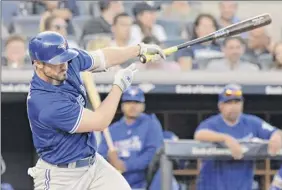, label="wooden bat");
[82,71,115,151]
[140,13,272,63]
